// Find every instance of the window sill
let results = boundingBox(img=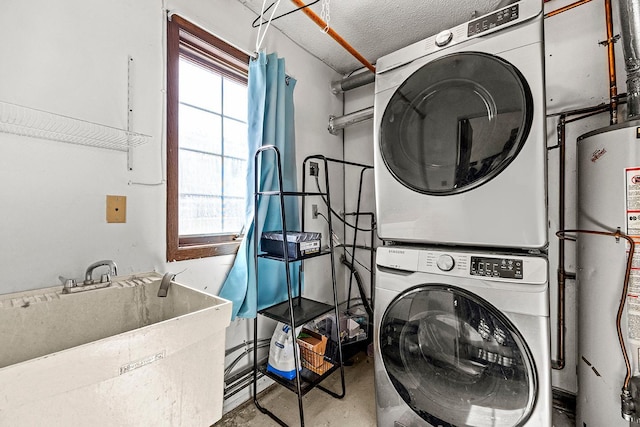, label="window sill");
[167,240,241,262]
